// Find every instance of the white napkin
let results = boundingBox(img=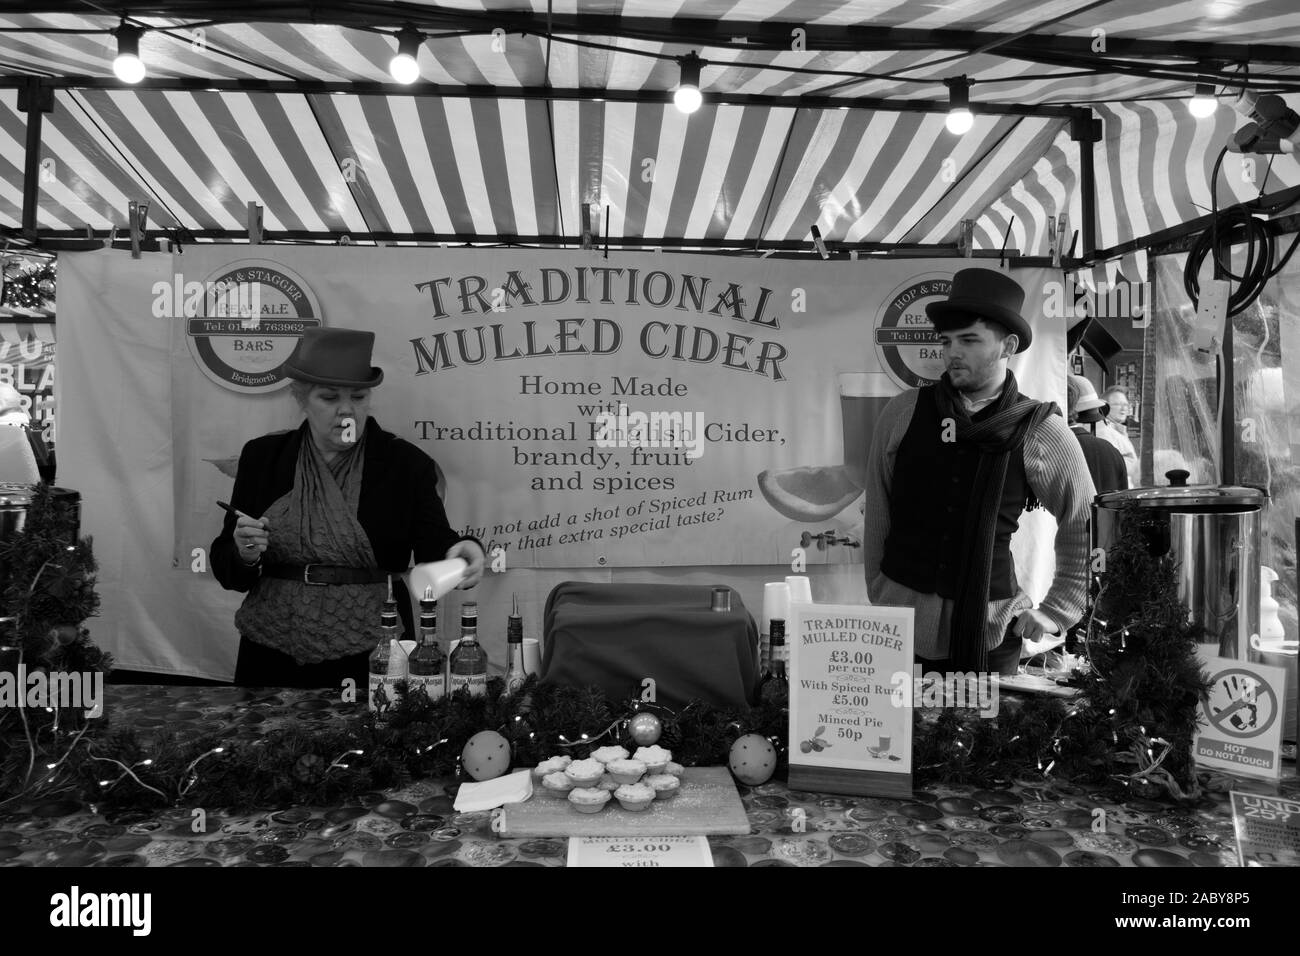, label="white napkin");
[453,768,533,812]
